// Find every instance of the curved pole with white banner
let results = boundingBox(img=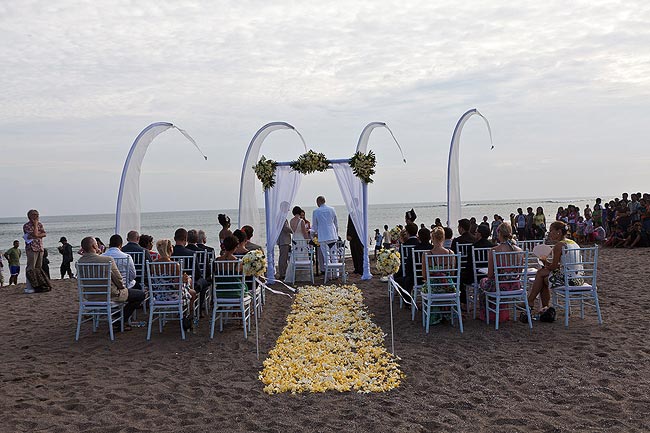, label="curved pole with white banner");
[446,109,493,227]
[115,122,206,234]
[238,122,307,230]
[354,122,406,280]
